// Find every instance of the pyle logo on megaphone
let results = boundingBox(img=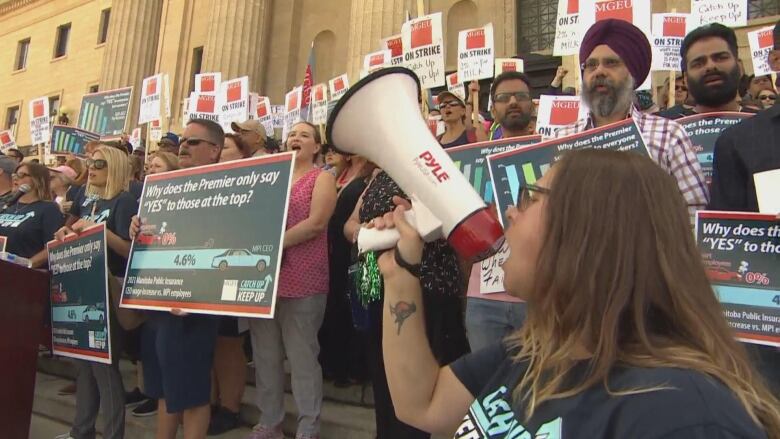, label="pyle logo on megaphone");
[415,151,450,183]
